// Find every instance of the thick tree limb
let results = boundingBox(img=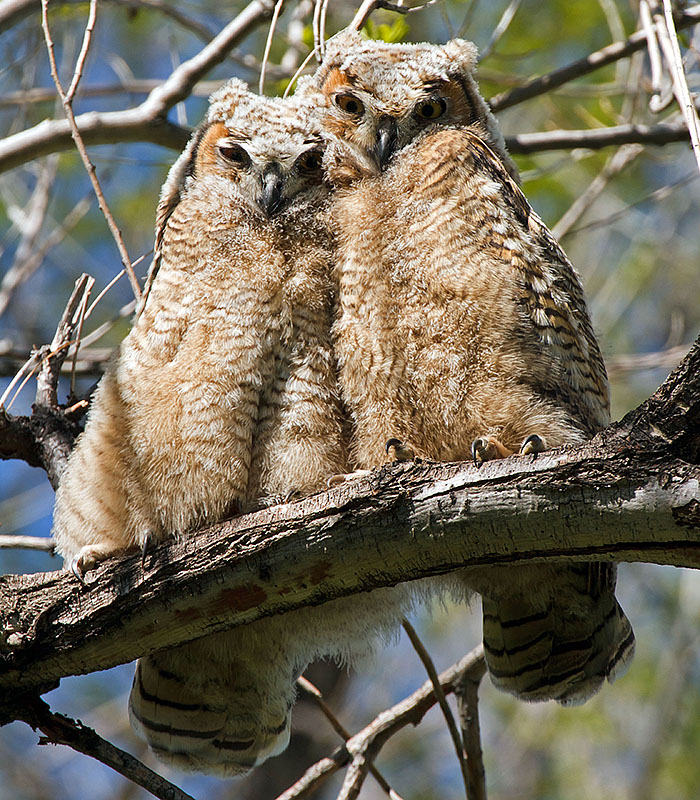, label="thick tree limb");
[0,337,699,695]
